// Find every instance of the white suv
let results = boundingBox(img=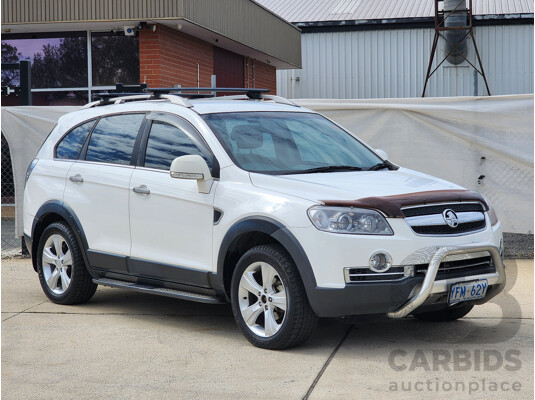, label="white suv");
[23,89,505,349]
